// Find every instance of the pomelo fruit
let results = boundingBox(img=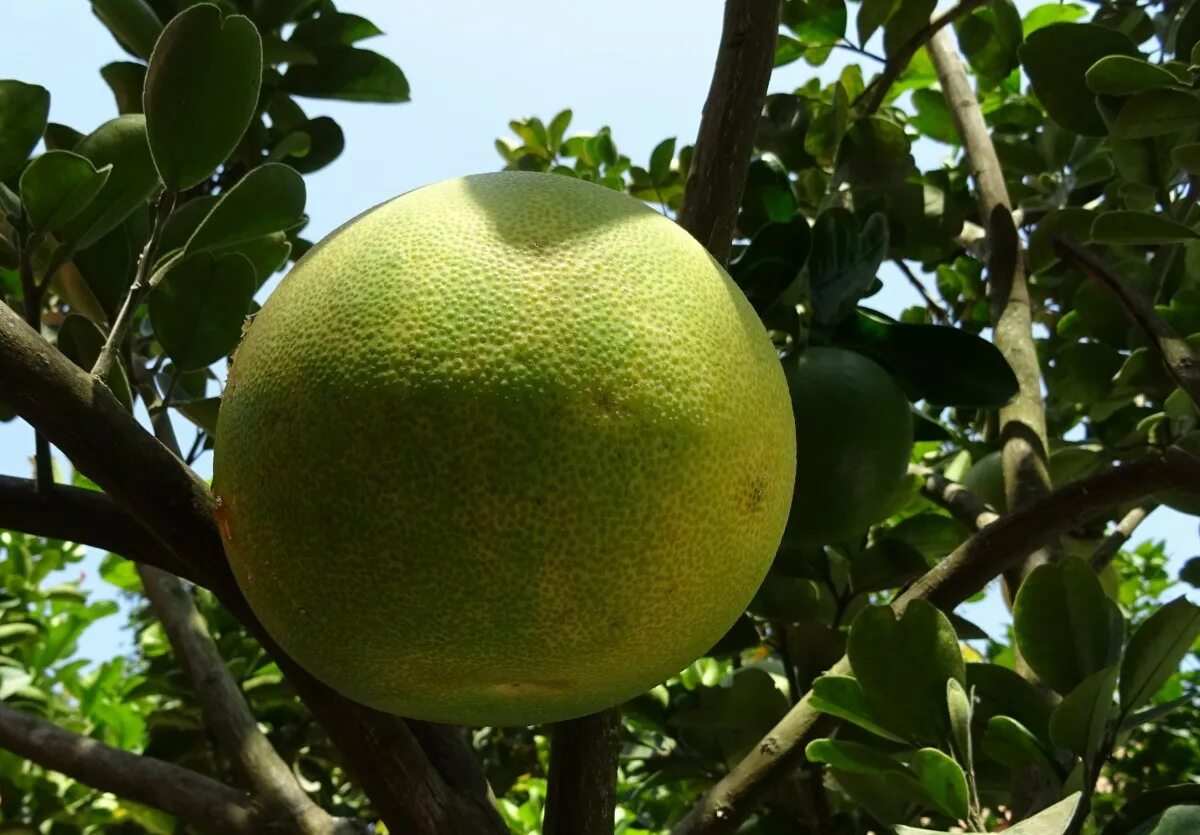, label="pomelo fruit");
[213,171,796,726]
[781,347,913,546]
